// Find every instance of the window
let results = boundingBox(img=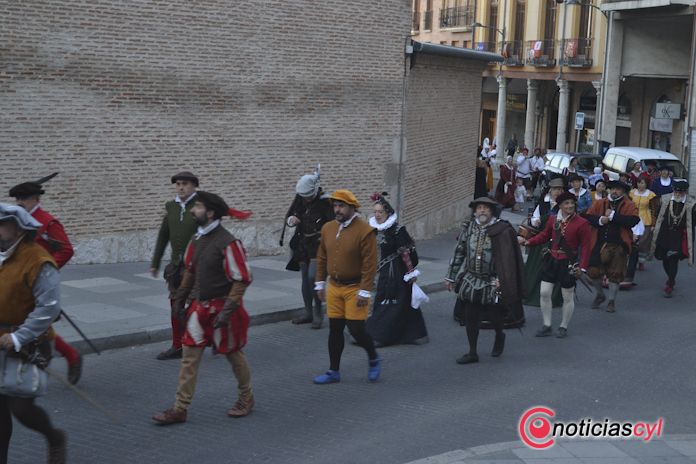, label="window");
[514,0,525,43]
[550,156,563,169]
[603,154,615,169]
[612,155,626,172]
[452,40,460,47]
[560,157,570,170]
[544,0,557,41]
